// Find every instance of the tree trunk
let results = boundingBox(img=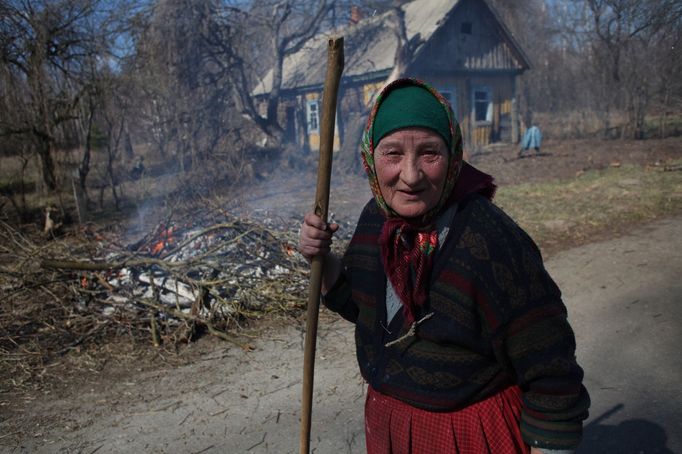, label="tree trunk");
[385,5,416,84]
[107,150,120,211]
[36,140,57,191]
[268,51,285,127]
[124,126,135,163]
[660,103,669,138]
[79,101,95,205]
